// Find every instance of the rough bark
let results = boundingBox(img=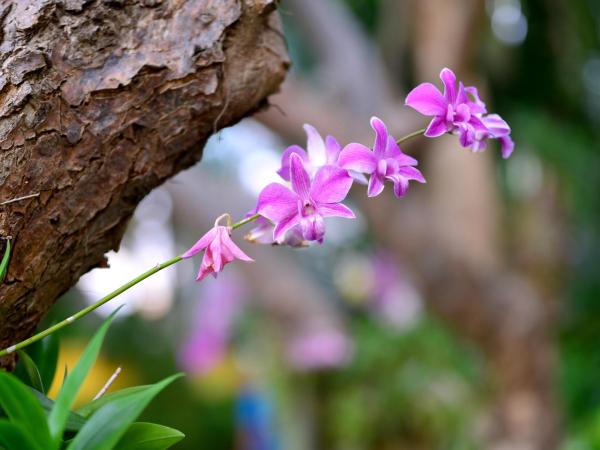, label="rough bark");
[0,0,289,368]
